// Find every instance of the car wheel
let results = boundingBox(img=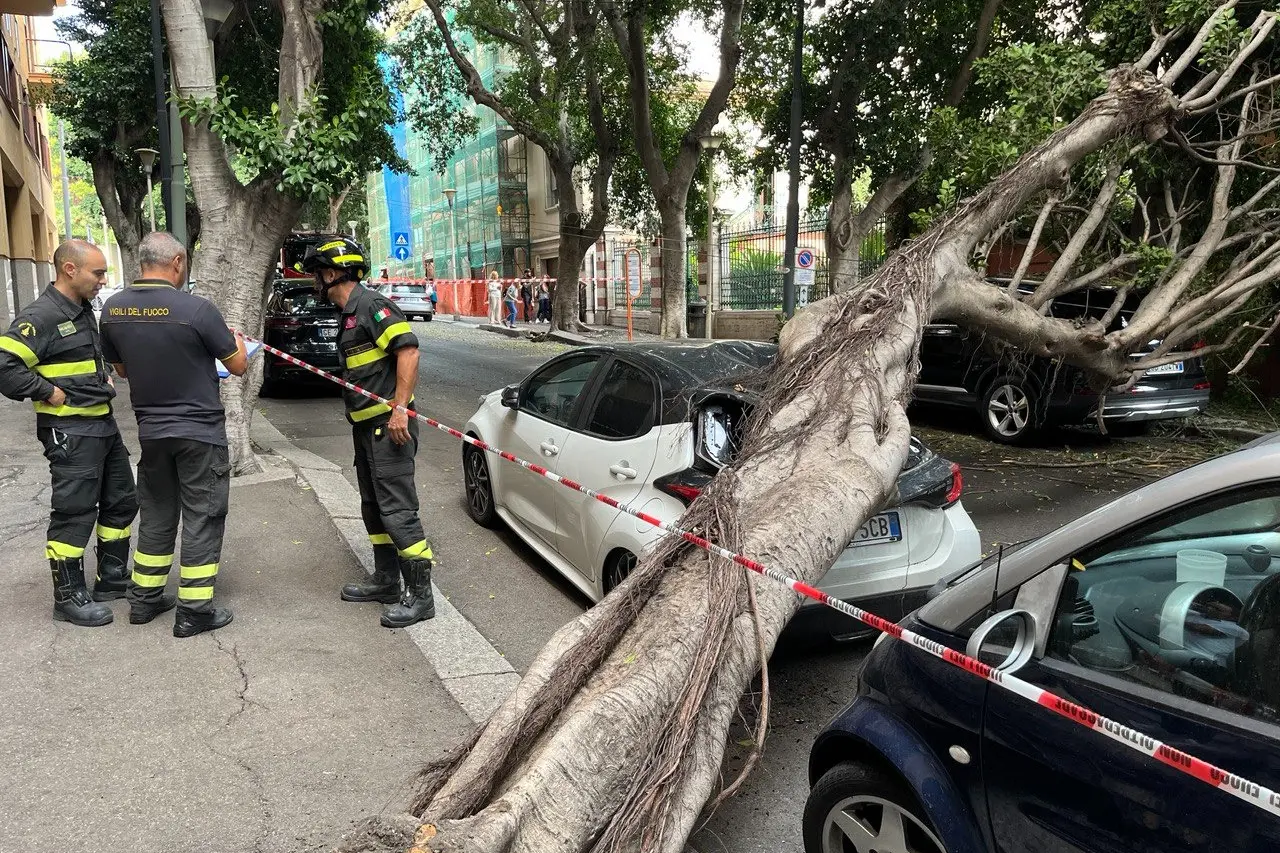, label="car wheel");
[463,445,500,528]
[603,549,637,594]
[424,312,433,321]
[259,361,278,397]
[980,375,1037,444]
[803,762,945,853]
